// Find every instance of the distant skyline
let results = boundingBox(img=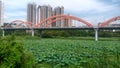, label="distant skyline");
[3,0,120,25]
